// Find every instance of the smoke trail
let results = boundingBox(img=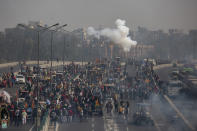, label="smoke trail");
[87,19,137,52]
